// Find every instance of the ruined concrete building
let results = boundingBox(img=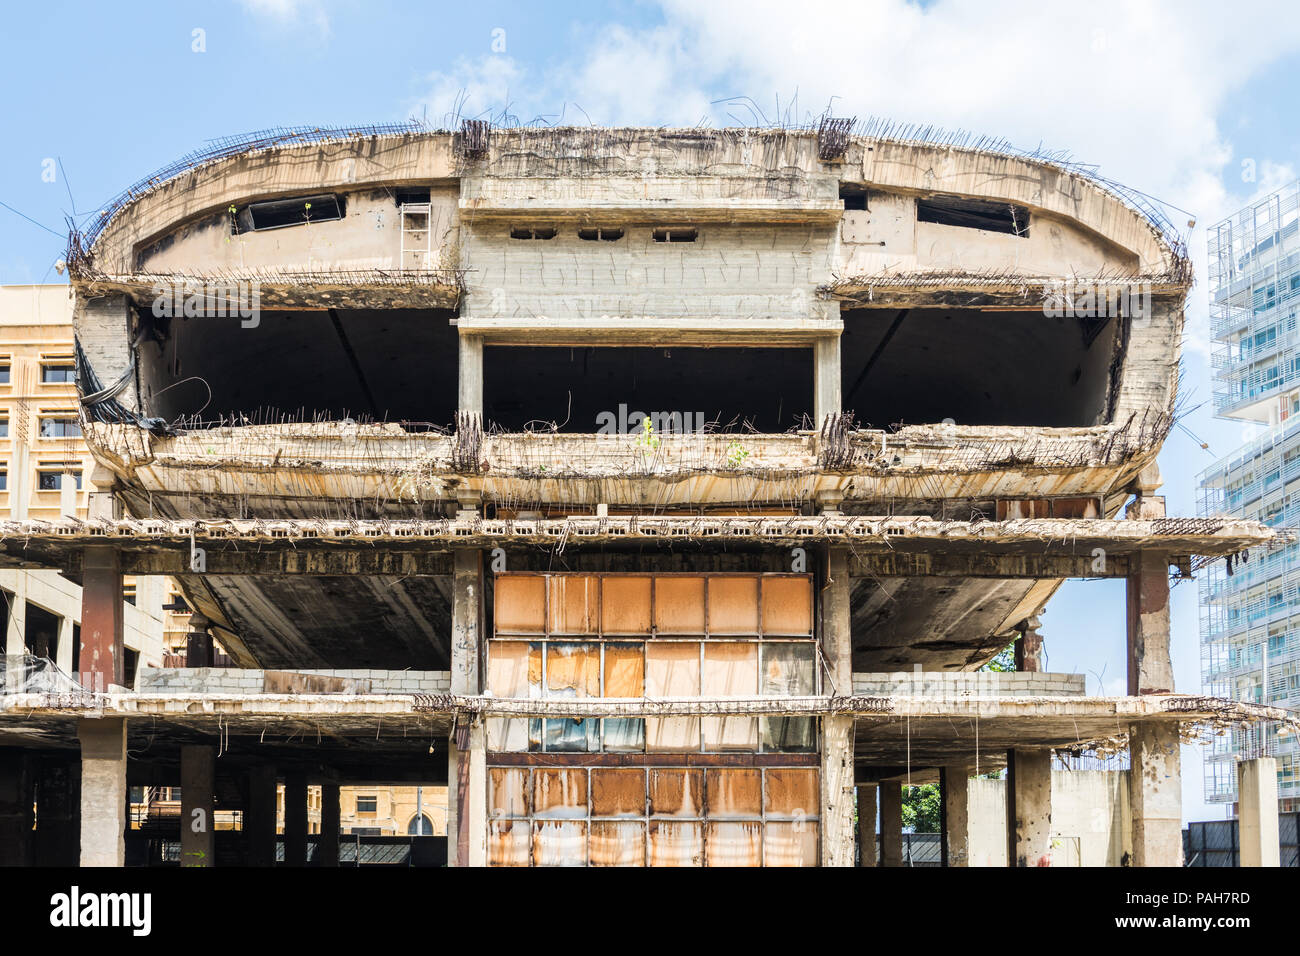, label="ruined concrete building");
[0,121,1293,867]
